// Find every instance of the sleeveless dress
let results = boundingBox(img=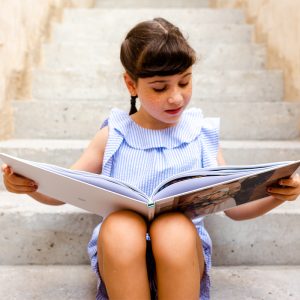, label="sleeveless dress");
[87,108,220,300]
